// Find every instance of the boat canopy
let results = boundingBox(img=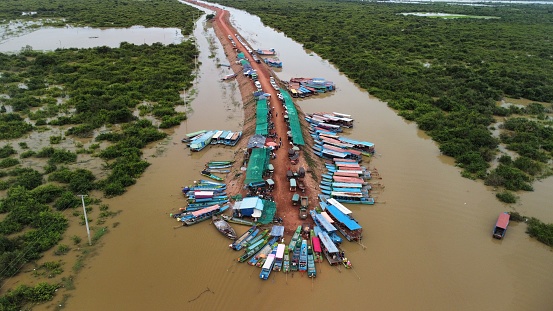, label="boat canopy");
[193,191,214,197]
[332,182,362,189]
[270,225,285,237]
[320,212,335,224]
[211,130,224,140]
[496,212,510,229]
[186,130,206,138]
[318,231,339,253]
[276,244,286,259]
[322,149,348,158]
[333,176,364,184]
[262,254,276,269]
[327,198,352,215]
[190,204,220,217]
[312,237,322,253]
[315,213,337,232]
[325,203,362,231]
